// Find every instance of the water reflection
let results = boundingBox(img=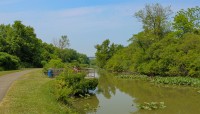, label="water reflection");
[74,70,200,114]
[97,70,116,99]
[72,95,99,114]
[96,89,137,114]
